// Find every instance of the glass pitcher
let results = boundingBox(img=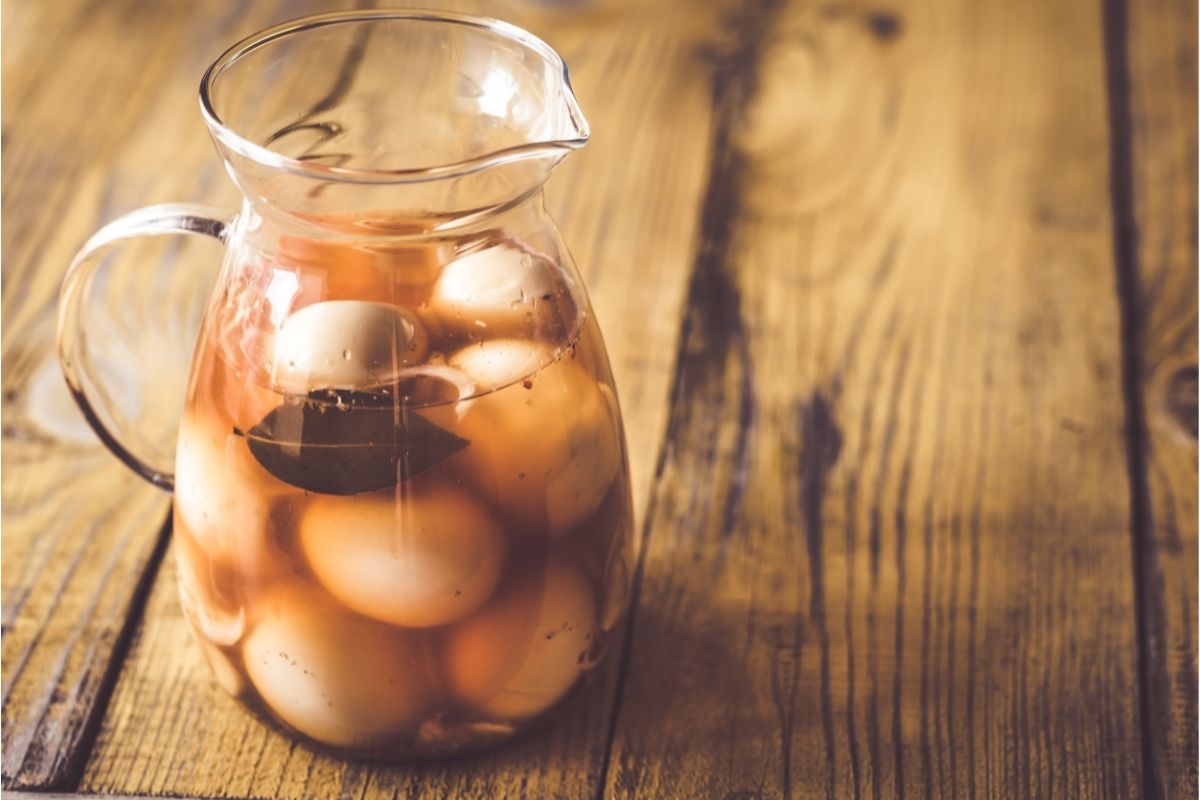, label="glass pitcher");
[57,10,634,758]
